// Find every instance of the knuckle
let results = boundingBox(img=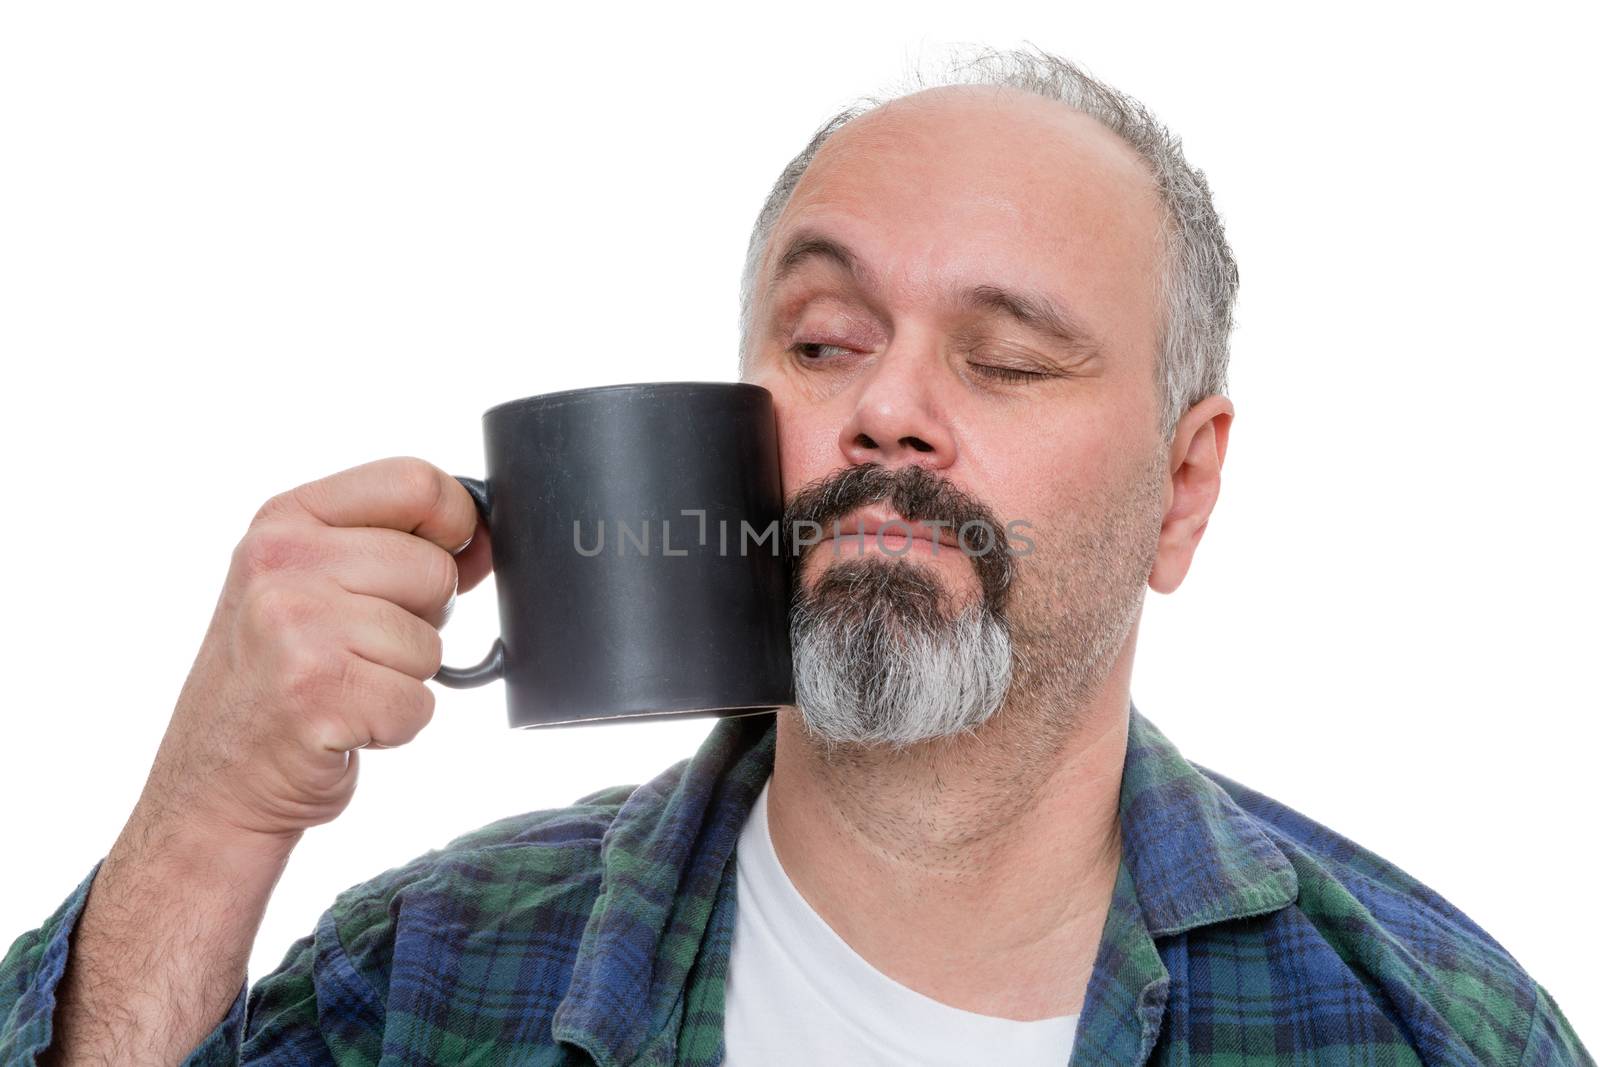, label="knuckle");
[388,609,444,678]
[307,709,361,754]
[246,582,323,634]
[250,473,323,526]
[423,546,460,615]
[235,523,319,581]
[378,612,442,682]
[398,682,436,740]
[360,675,433,749]
[404,679,436,727]
[421,630,444,679]
[372,601,414,653]
[387,456,445,518]
[248,493,292,528]
[280,643,349,705]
